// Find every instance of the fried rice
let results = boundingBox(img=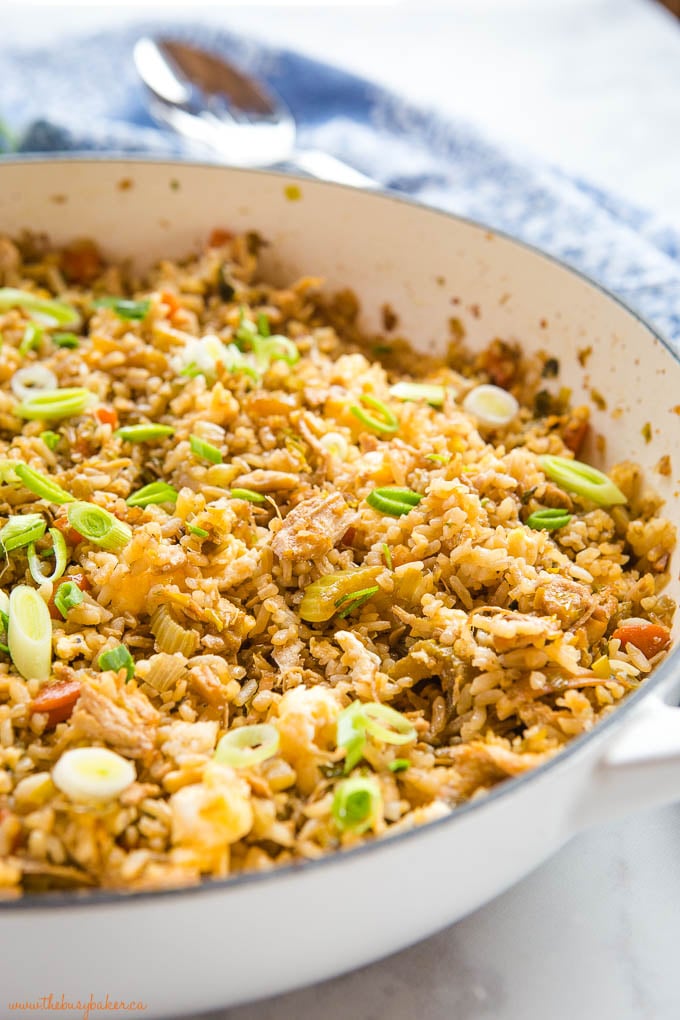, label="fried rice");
[0,229,675,896]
